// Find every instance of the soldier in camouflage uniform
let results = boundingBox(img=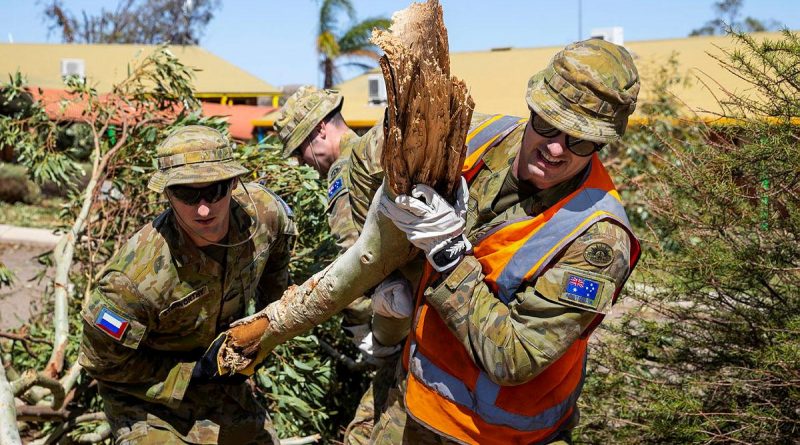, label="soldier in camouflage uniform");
[273,86,418,445]
[80,125,296,444]
[375,39,641,444]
